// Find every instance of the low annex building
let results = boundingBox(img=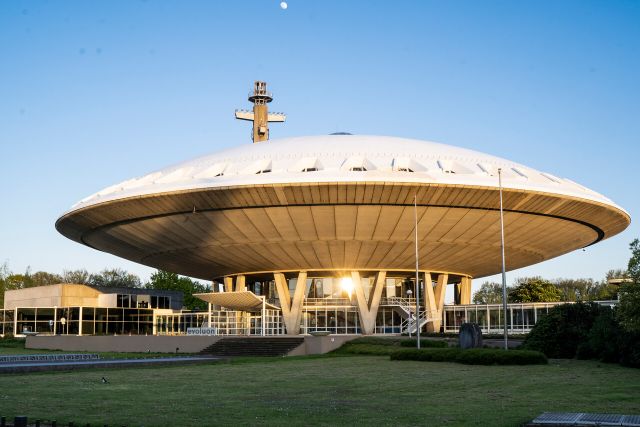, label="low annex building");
[46,82,631,338]
[1,284,181,336]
